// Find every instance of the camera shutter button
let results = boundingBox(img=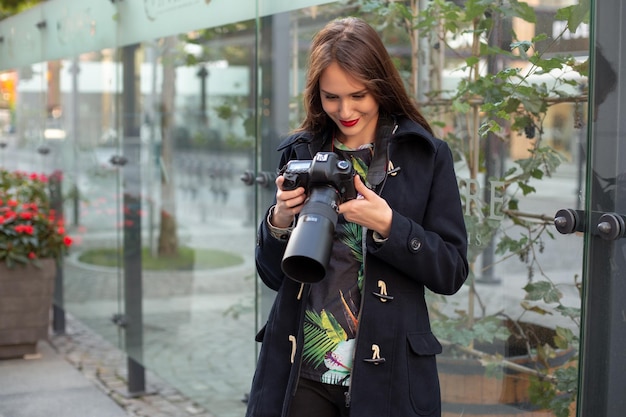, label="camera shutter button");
[337,160,350,170]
